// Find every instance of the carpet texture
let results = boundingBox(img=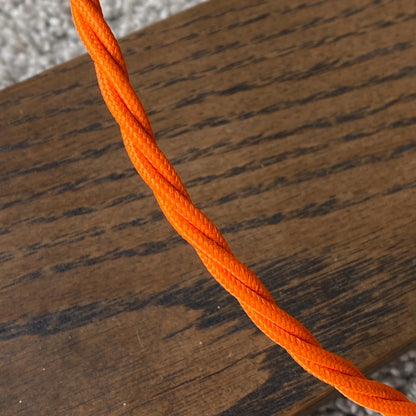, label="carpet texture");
[0,1,414,415]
